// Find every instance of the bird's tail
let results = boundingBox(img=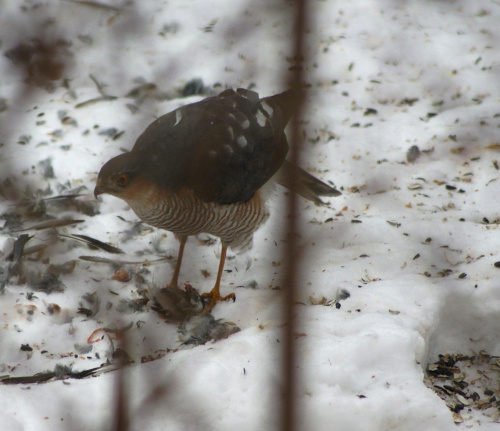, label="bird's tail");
[274,160,341,205]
